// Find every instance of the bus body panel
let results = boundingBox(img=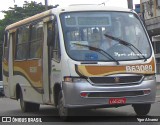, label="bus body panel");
[8,33,14,98]
[62,56,156,107]
[13,75,43,103]
[62,79,156,108]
